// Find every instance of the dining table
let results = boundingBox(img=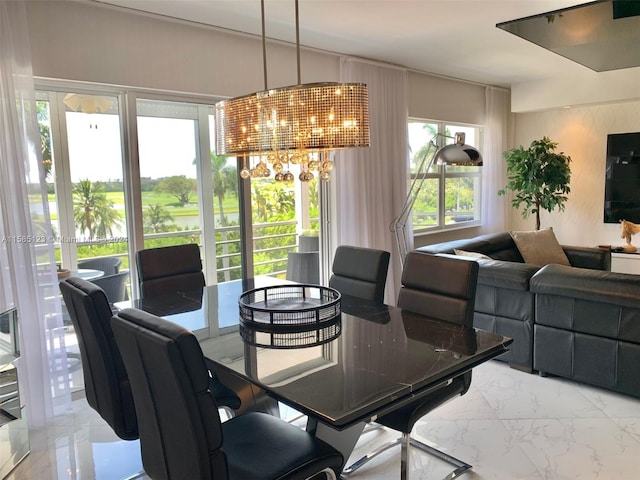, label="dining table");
[115,276,512,467]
